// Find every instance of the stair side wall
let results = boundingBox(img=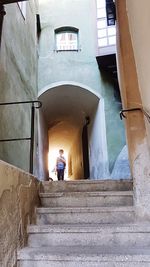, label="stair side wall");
[0,160,40,267]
